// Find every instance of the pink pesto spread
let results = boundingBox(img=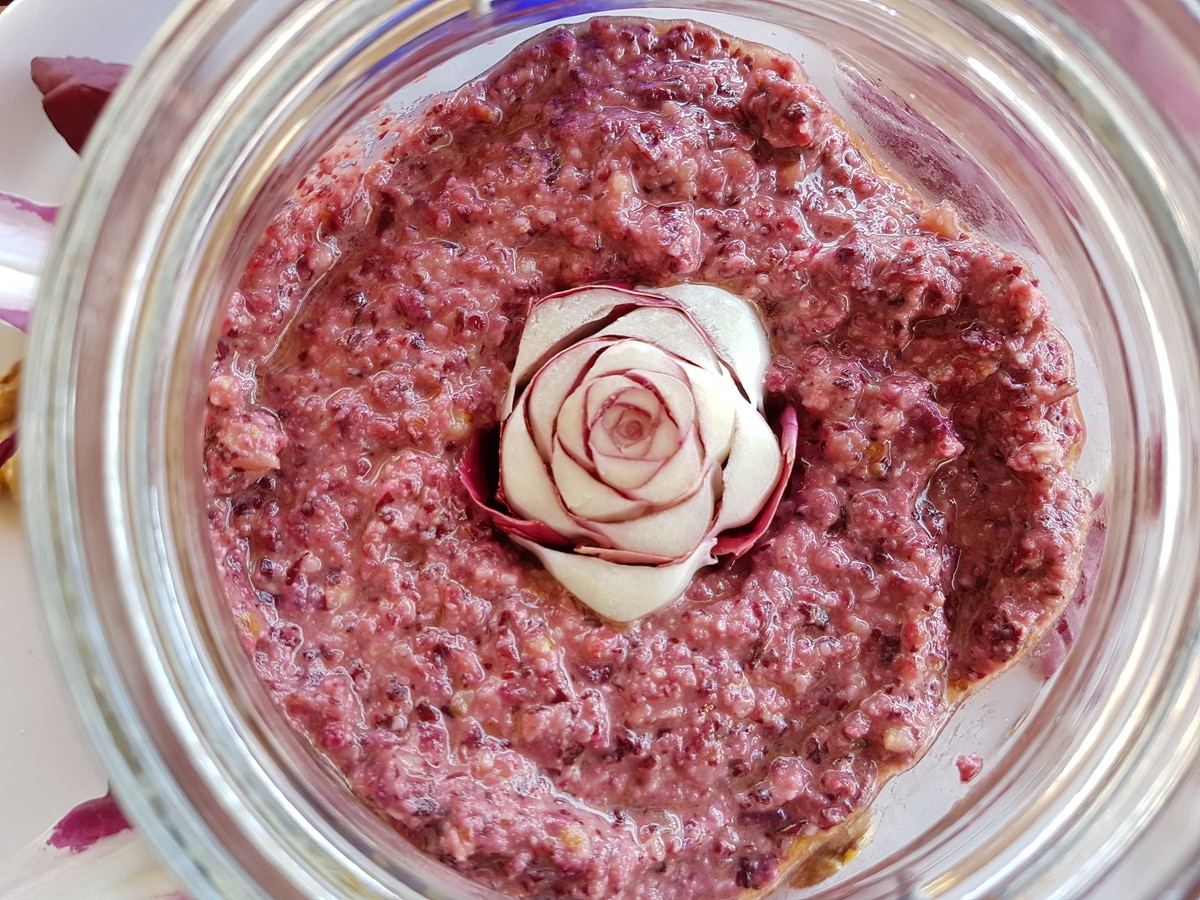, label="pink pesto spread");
[204,19,1091,899]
